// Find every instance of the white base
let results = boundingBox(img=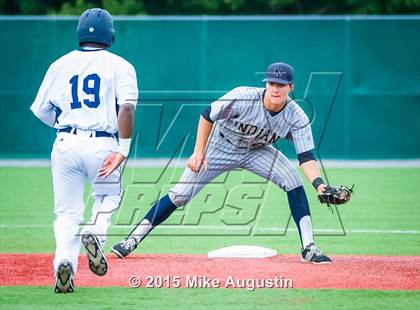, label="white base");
[208,245,277,259]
